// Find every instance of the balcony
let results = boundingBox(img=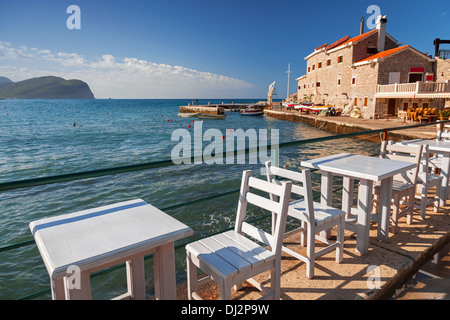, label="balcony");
[376,81,450,99]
